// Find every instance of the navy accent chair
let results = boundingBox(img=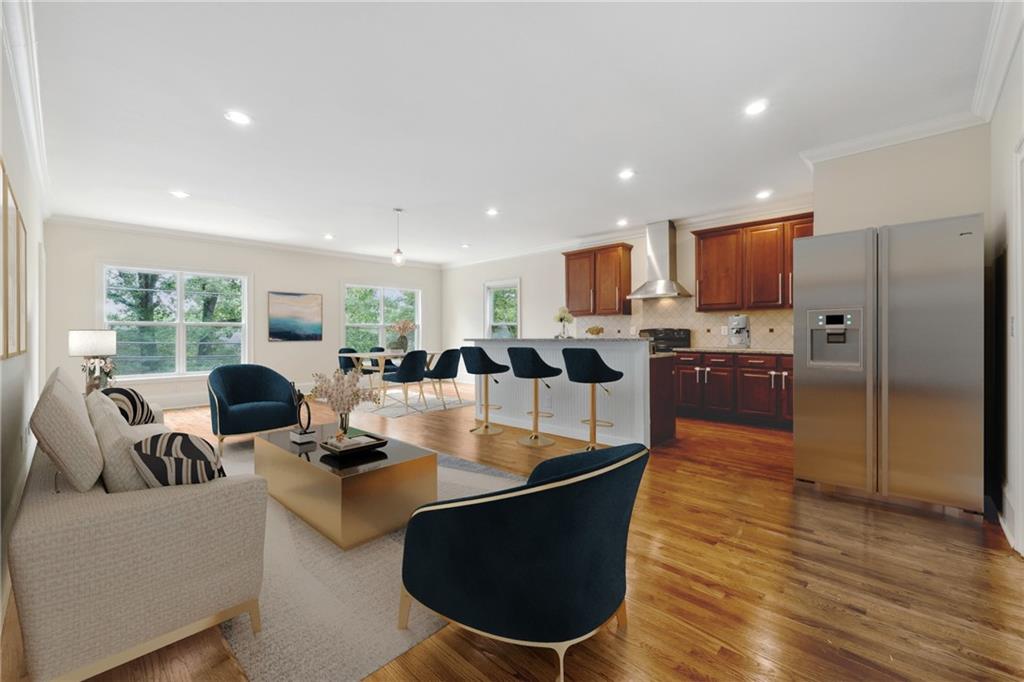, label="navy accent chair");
[508,347,562,448]
[362,346,398,374]
[383,350,428,413]
[338,346,357,373]
[423,348,463,408]
[399,443,649,680]
[207,364,298,454]
[562,348,624,451]
[460,346,509,435]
